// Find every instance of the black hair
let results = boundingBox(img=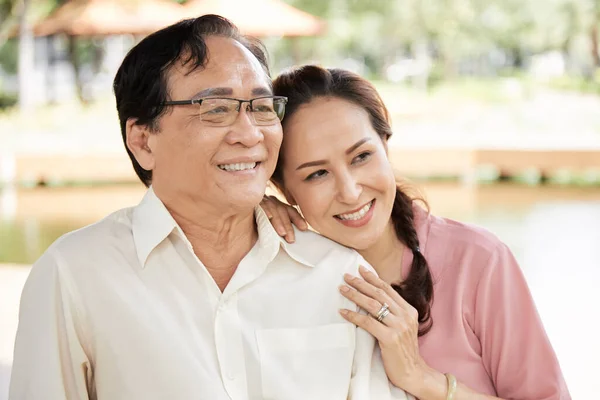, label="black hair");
[113,15,270,186]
